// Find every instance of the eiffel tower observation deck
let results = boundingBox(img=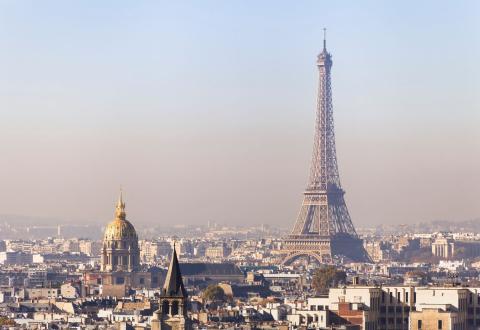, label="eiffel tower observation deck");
[282,32,371,265]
